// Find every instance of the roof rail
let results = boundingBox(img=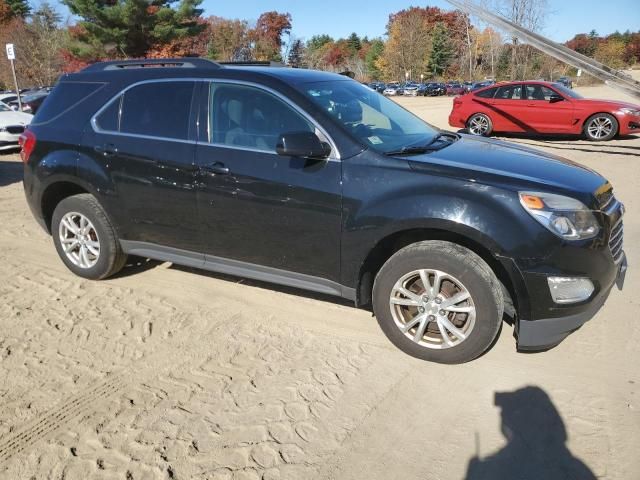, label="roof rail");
[218,61,285,68]
[81,58,222,72]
